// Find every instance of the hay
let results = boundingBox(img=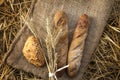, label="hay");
[0,0,120,80]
